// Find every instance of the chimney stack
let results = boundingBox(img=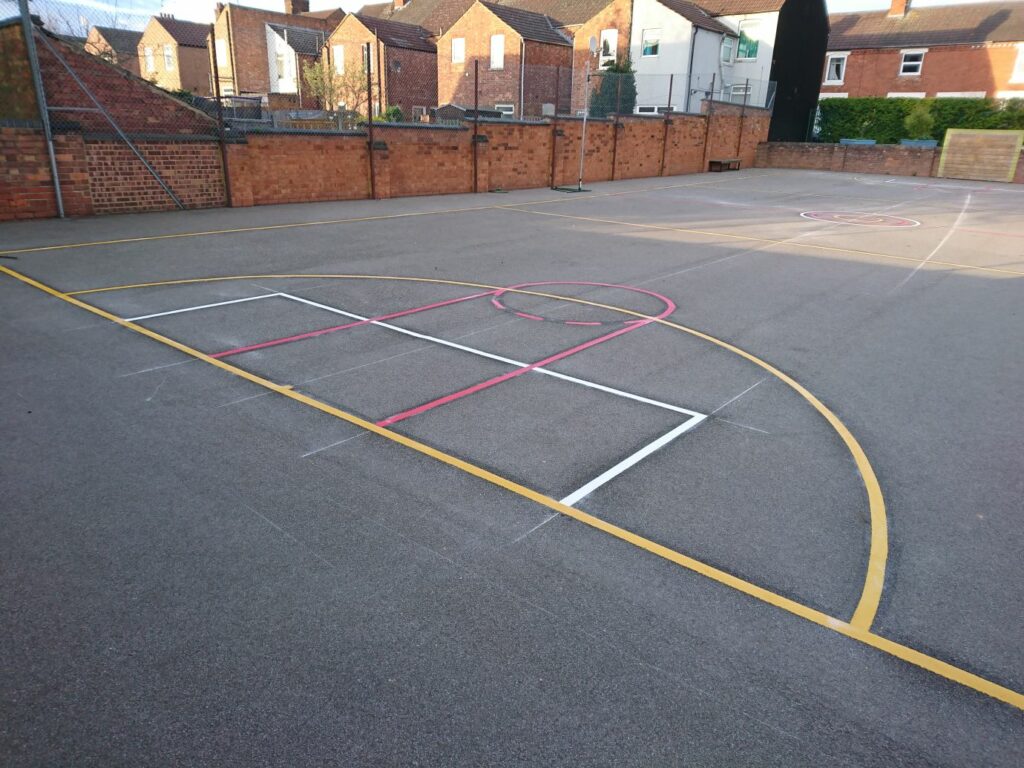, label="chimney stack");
[393,0,407,8]
[888,0,910,17]
[283,0,309,14]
